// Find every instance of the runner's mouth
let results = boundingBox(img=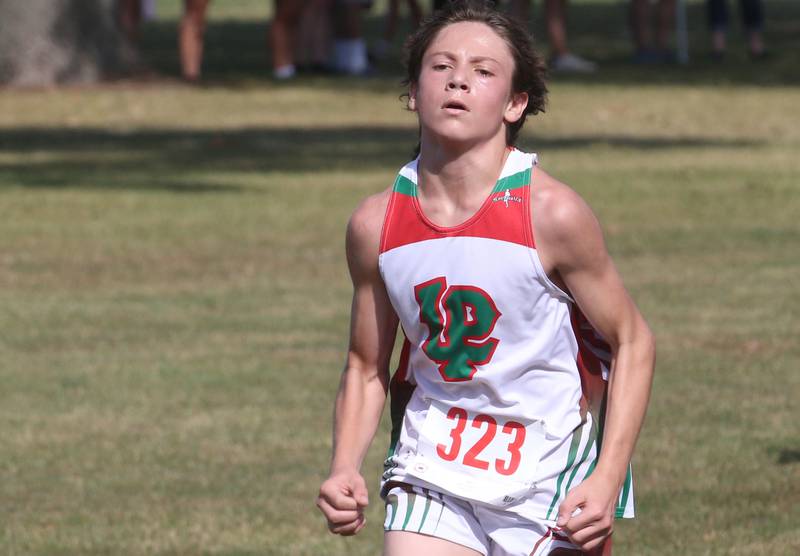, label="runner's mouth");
[443,100,468,111]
